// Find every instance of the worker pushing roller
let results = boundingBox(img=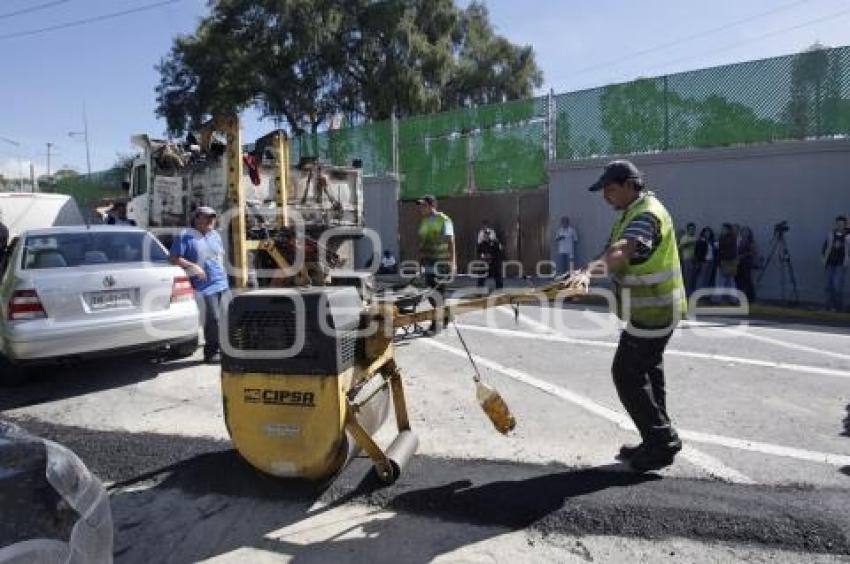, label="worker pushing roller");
[215,114,681,484]
[572,159,687,471]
